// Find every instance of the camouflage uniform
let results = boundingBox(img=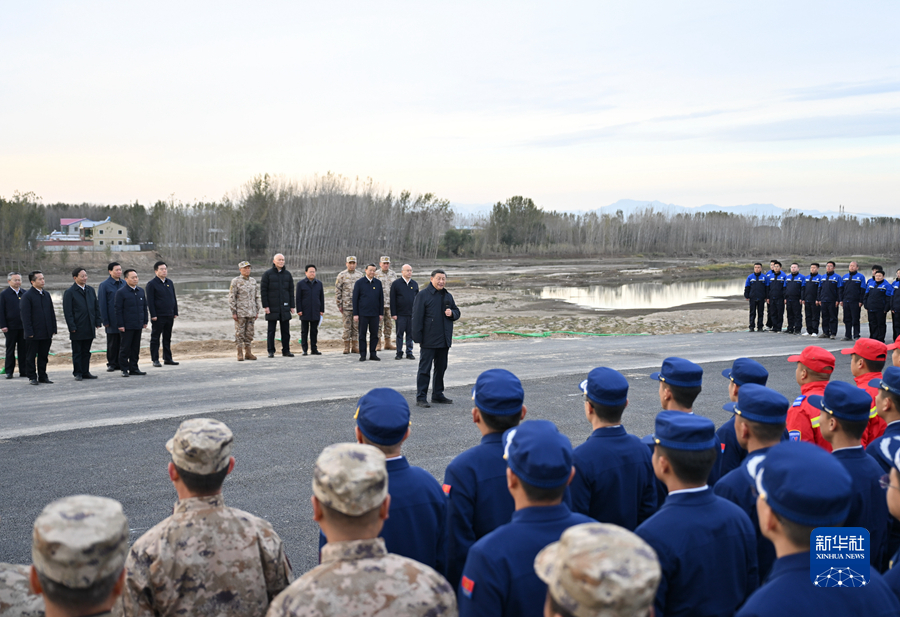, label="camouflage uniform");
[375,264,397,346]
[335,266,363,345]
[229,272,260,349]
[266,443,457,617]
[117,419,293,617]
[0,564,44,617]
